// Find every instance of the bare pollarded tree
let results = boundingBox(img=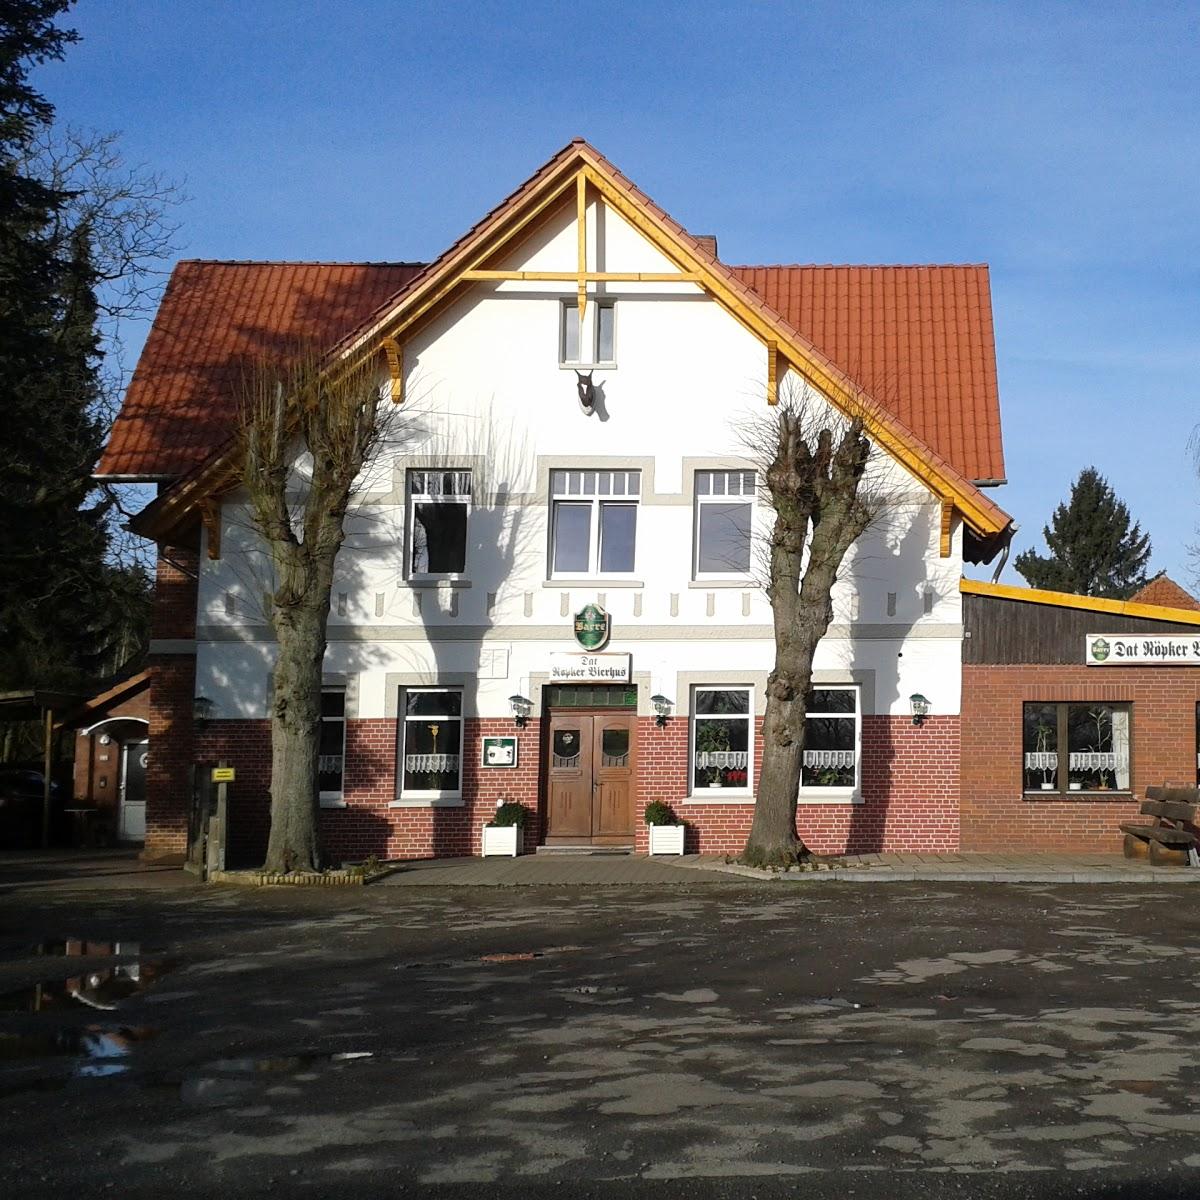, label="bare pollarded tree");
[238,350,403,874]
[741,380,888,868]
